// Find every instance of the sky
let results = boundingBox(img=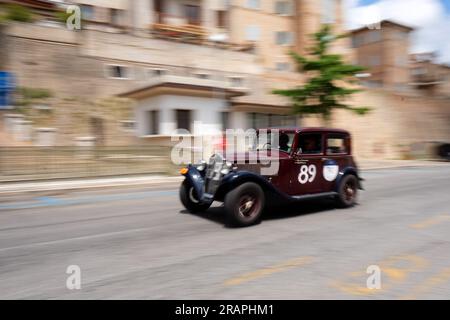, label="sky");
[344,0,450,64]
